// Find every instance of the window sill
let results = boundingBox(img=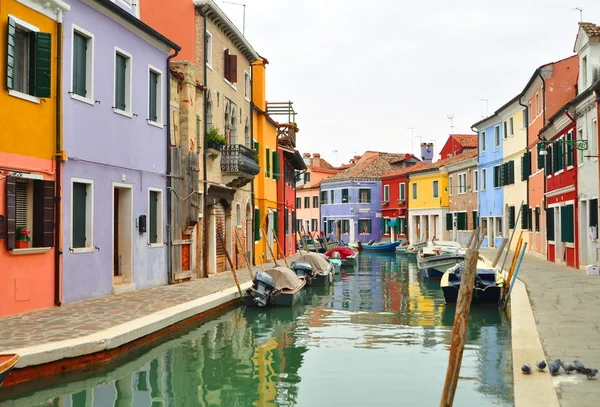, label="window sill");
[147,120,163,129]
[555,170,564,175]
[245,96,251,103]
[206,63,213,71]
[70,93,95,106]
[113,108,133,118]
[9,247,51,255]
[223,77,238,91]
[9,89,40,104]
[71,247,94,254]
[148,243,164,248]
